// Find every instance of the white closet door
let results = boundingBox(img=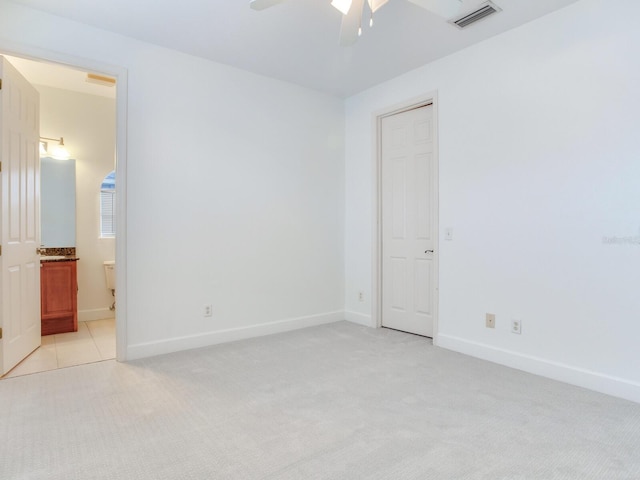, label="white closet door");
[381,104,435,337]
